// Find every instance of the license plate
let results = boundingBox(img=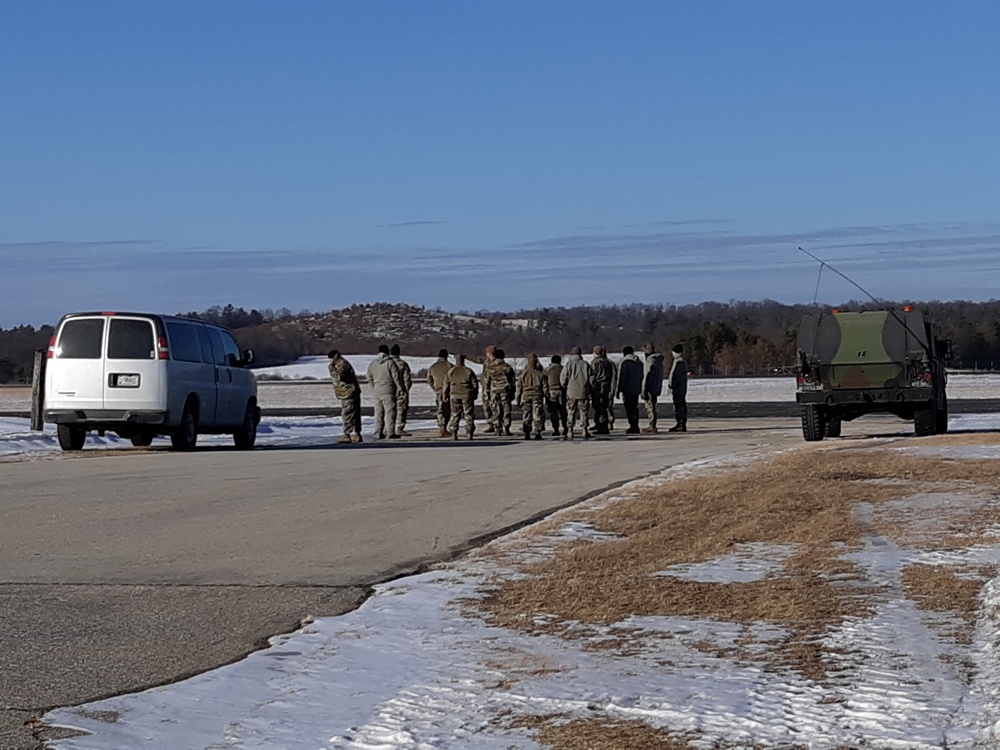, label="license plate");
[114,374,140,387]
